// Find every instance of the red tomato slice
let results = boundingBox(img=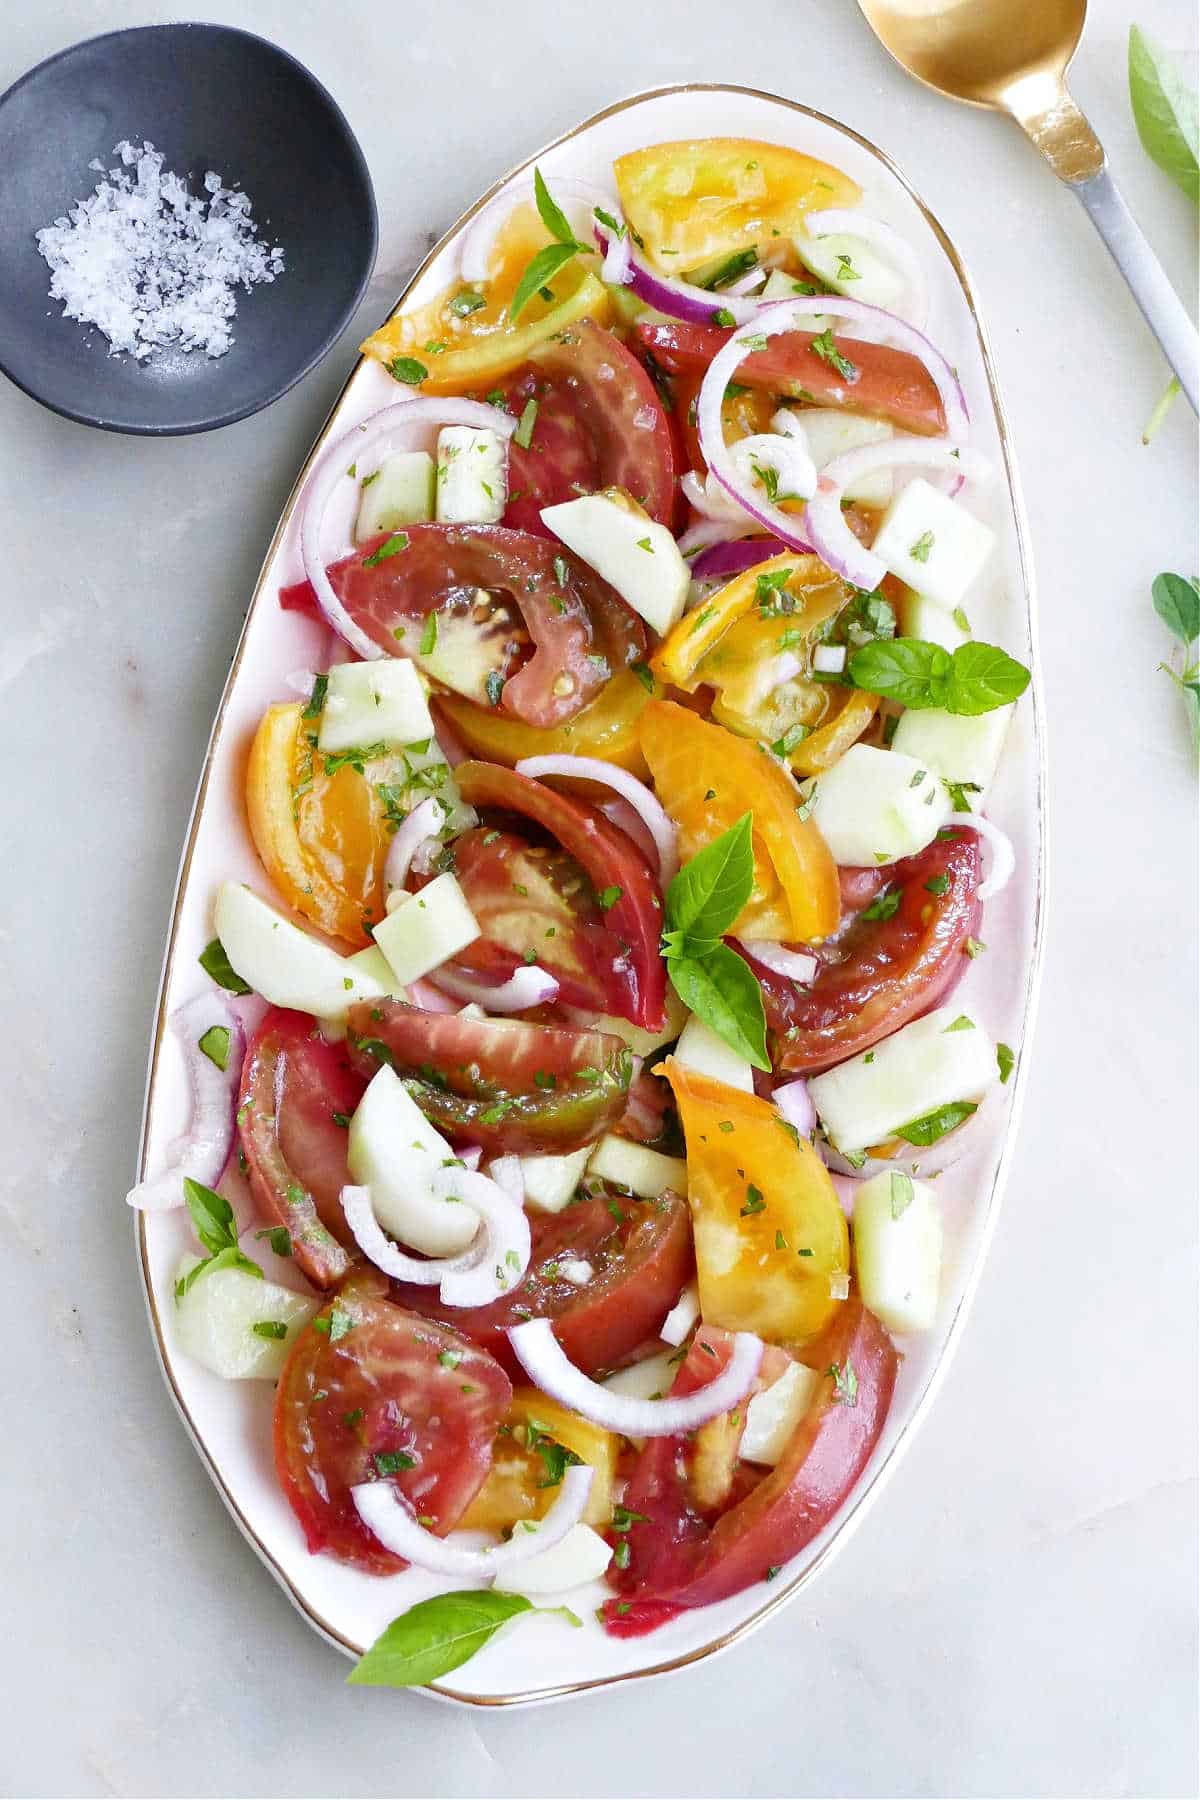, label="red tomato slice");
[283,524,646,730]
[603,1297,896,1620]
[388,1188,693,1379]
[274,1294,512,1573]
[455,760,667,1031]
[344,999,632,1155]
[753,826,983,1074]
[501,319,676,537]
[635,319,946,436]
[237,1007,366,1289]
